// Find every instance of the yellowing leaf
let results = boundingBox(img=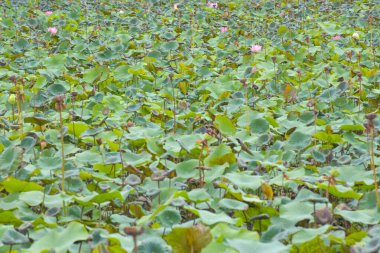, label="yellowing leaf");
[178,82,187,94]
[261,182,273,200]
[164,225,211,253]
